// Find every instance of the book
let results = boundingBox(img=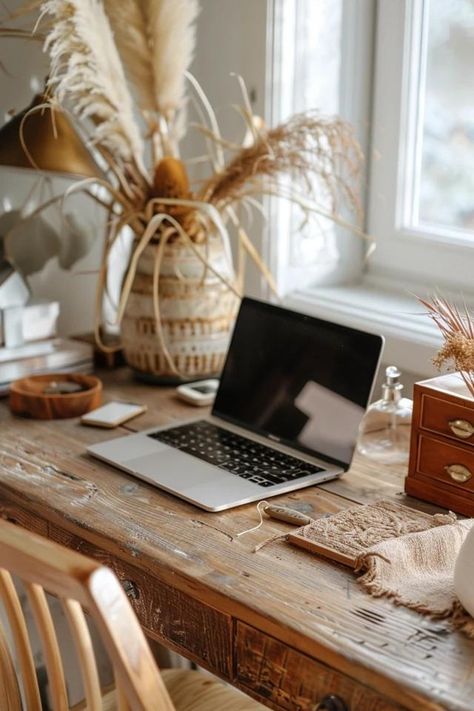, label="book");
[0,300,59,347]
[0,338,93,395]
